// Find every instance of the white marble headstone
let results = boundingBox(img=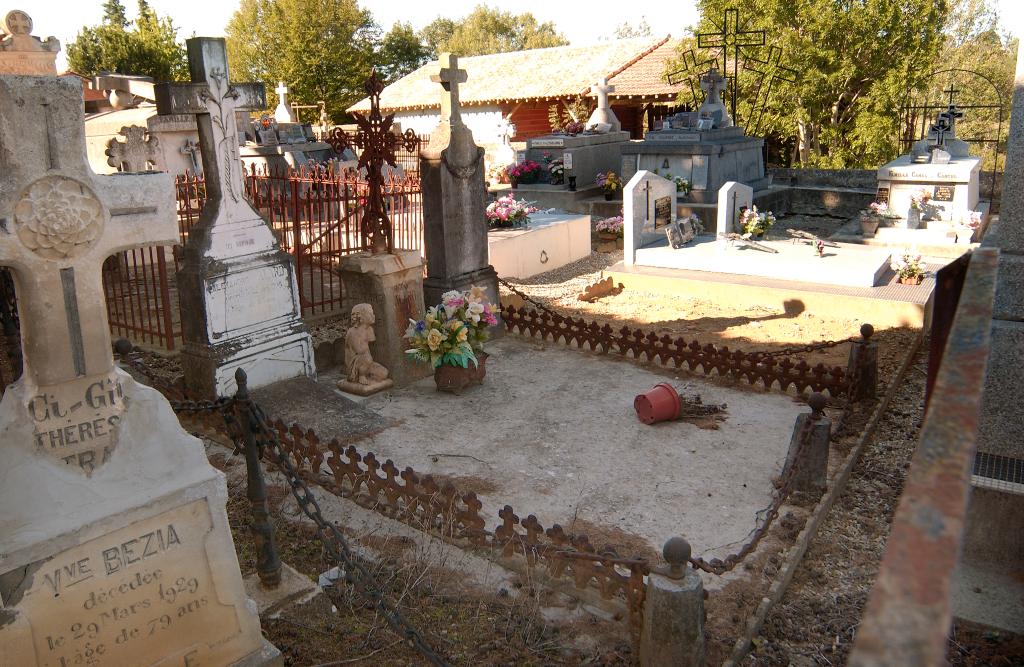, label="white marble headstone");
[624,170,676,266]
[717,181,753,236]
